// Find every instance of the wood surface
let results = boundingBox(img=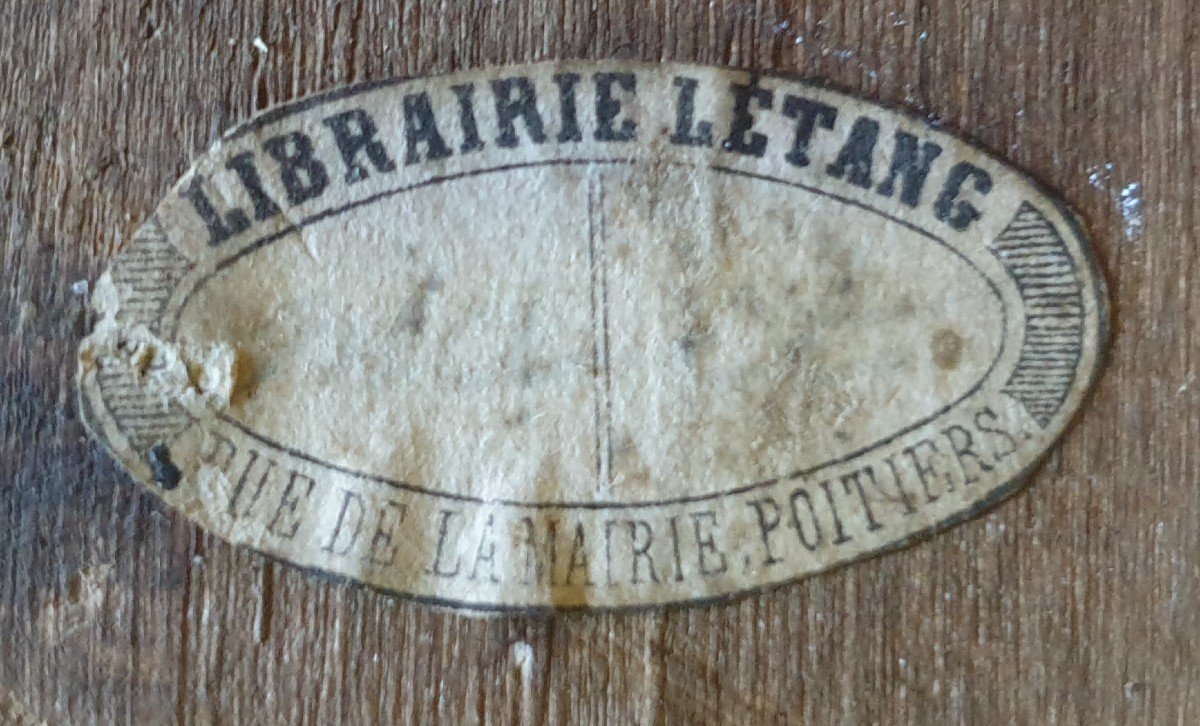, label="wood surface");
[1,1,1196,723]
